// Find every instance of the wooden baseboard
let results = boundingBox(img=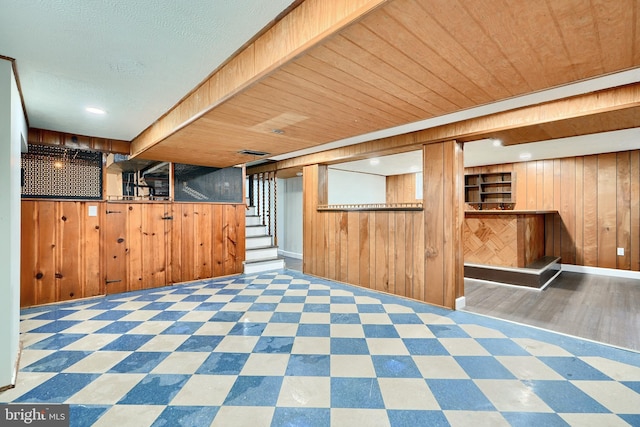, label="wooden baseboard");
[0,341,22,392]
[0,383,15,393]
